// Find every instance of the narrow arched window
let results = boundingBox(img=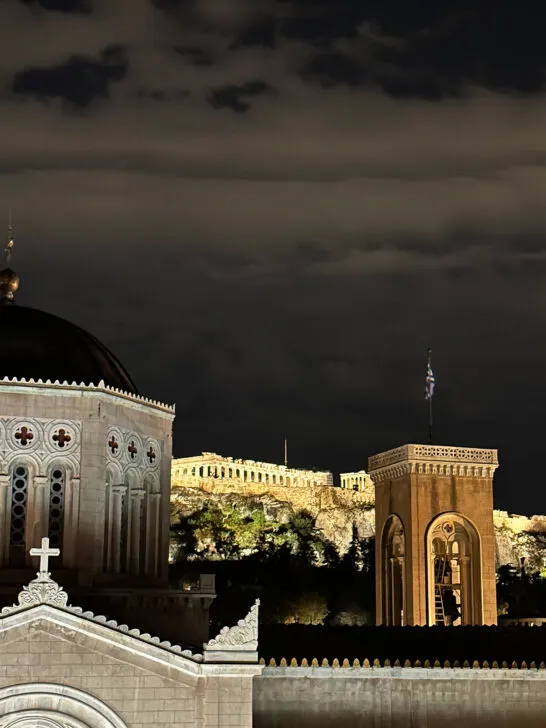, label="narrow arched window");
[10,464,29,553]
[48,466,66,550]
[381,515,406,626]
